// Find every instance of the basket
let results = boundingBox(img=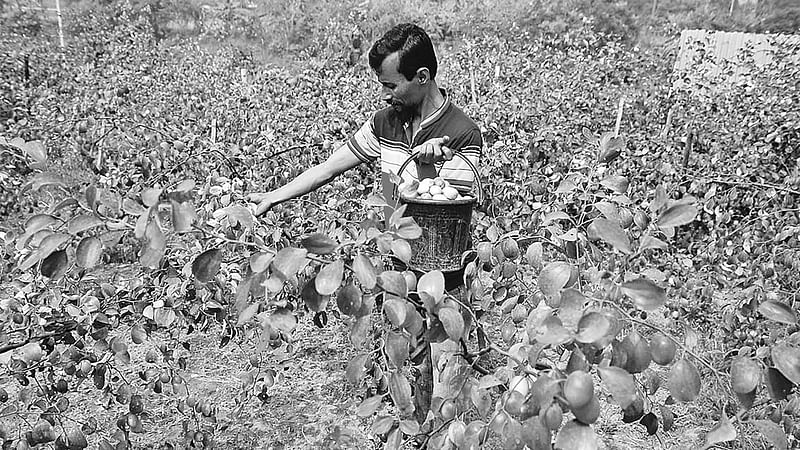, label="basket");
[394,152,483,273]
